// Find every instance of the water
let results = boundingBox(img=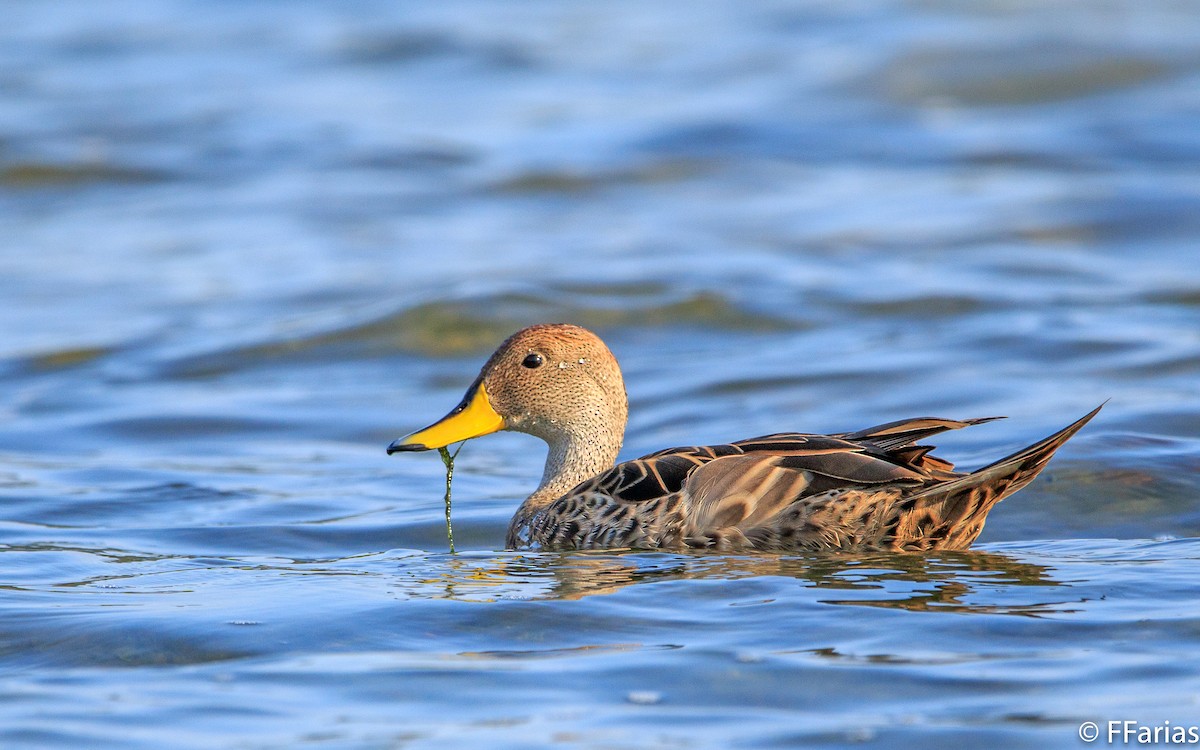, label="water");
[2,1,1199,747]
